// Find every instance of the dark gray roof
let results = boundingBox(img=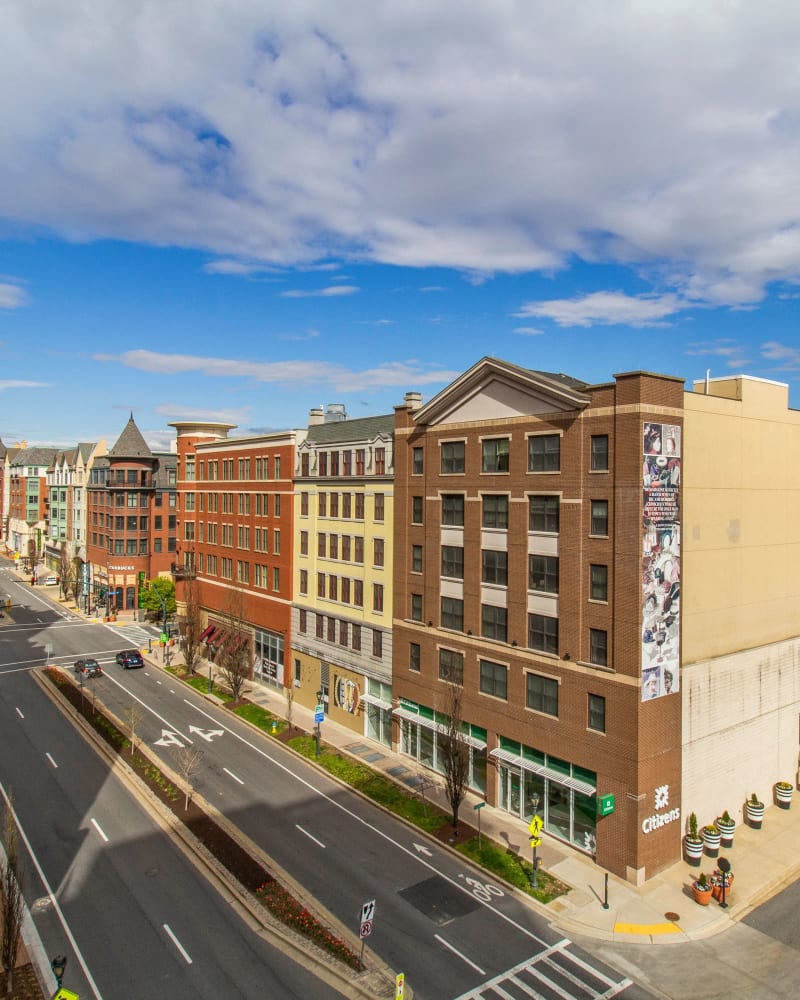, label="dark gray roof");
[109,415,152,459]
[527,368,590,391]
[77,442,98,462]
[305,413,395,445]
[10,446,59,468]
